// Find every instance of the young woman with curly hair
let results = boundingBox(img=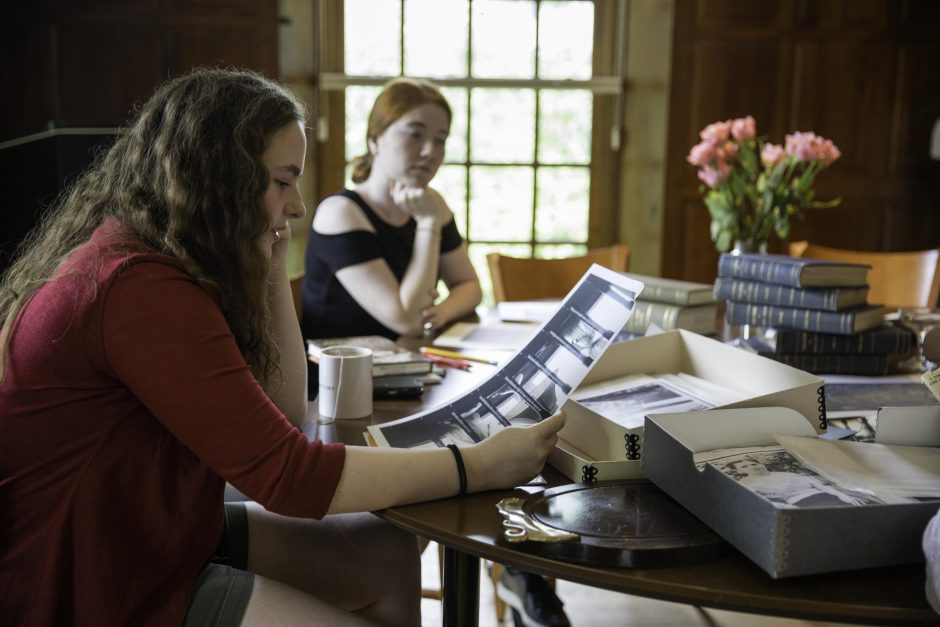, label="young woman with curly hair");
[0,67,564,627]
